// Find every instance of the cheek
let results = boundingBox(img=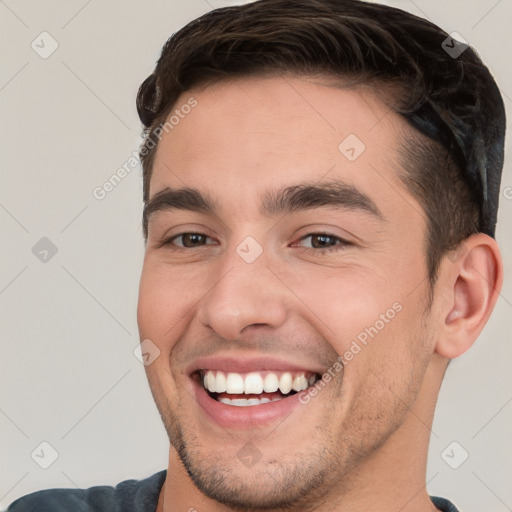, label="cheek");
[296,268,396,348]
[137,261,201,344]
[294,263,428,372]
